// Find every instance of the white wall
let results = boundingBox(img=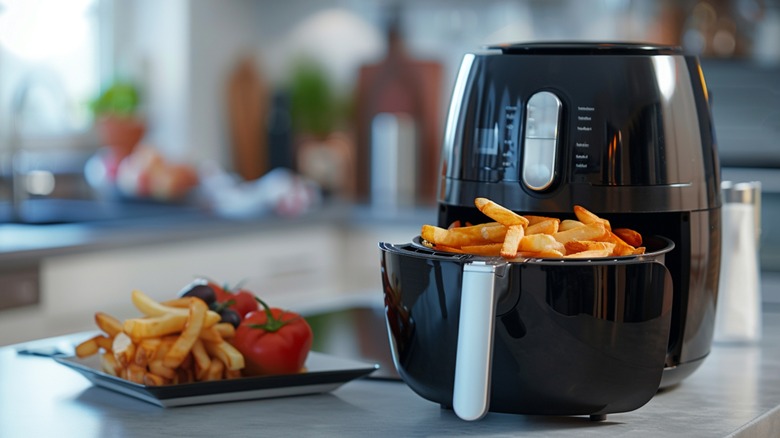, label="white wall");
[117,0,673,171]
